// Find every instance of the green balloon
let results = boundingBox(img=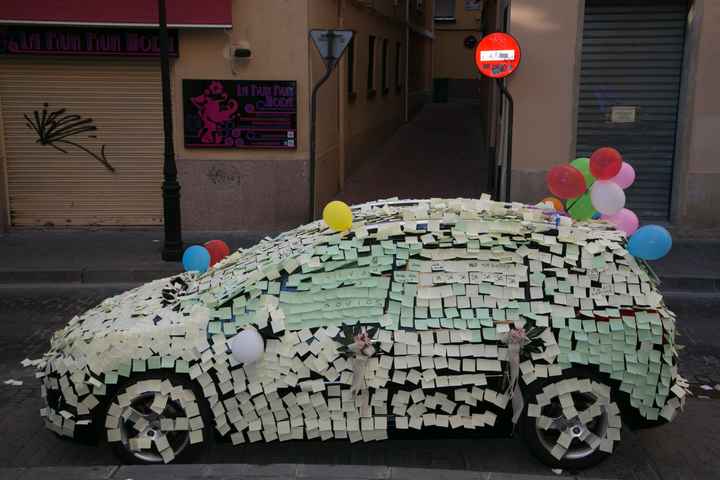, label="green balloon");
[571,157,595,189]
[567,192,596,221]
